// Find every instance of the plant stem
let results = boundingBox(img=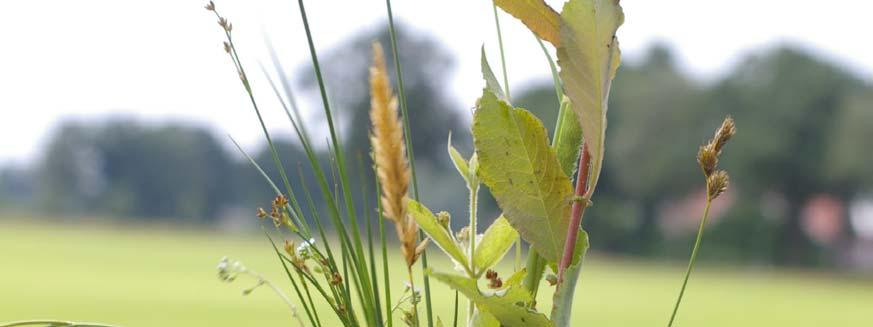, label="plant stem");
[667,198,713,326]
[0,321,118,327]
[407,266,420,326]
[557,143,590,284]
[467,183,479,326]
[384,2,434,325]
[491,1,511,101]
